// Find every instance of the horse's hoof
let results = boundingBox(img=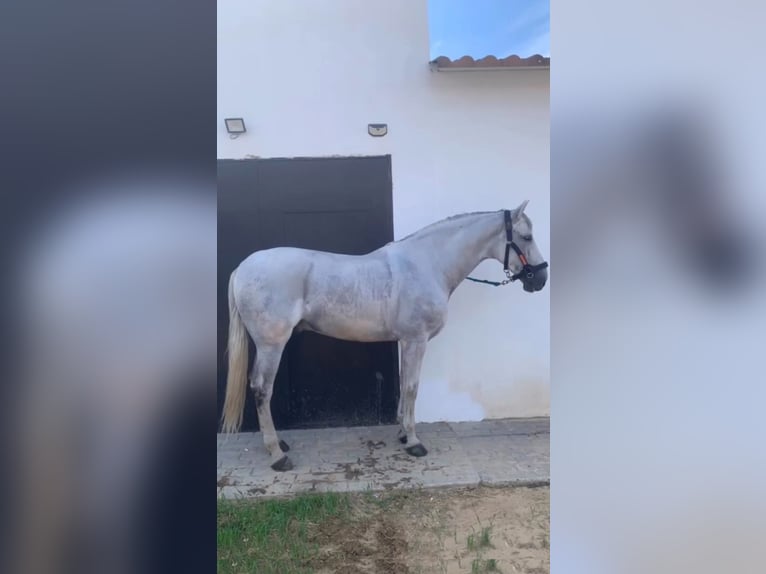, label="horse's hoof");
[405,444,428,457]
[398,434,407,444]
[271,455,293,472]
[279,439,290,452]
